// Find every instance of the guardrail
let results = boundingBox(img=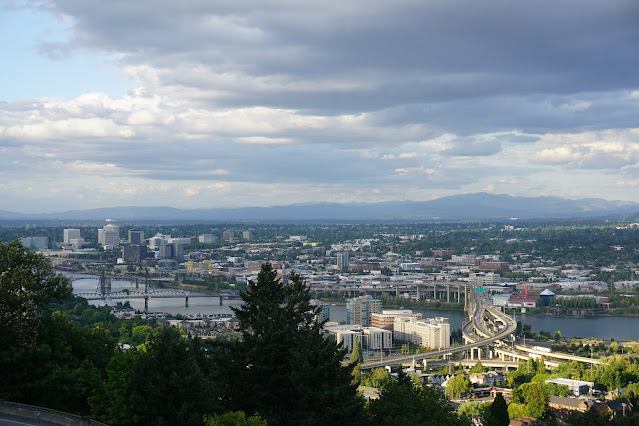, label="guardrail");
[0,400,108,426]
